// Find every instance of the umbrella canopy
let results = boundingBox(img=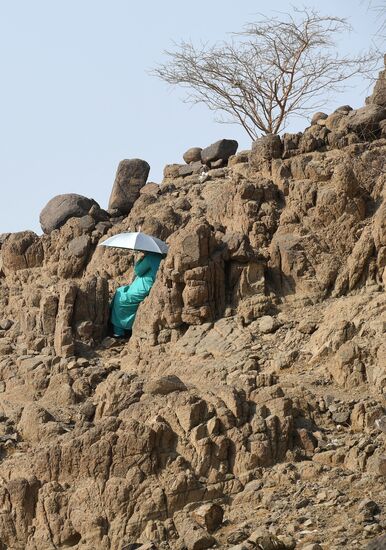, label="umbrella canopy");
[98,232,168,254]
